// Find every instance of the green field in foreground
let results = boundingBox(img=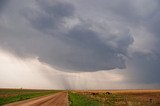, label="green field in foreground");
[69,92,101,106]
[0,89,59,105]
